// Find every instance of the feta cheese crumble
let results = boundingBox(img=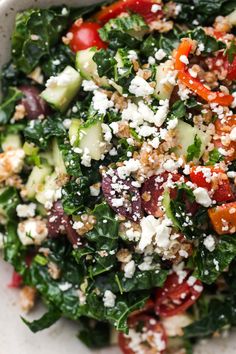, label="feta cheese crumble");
[193,187,212,207]
[103,290,116,308]
[129,76,154,97]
